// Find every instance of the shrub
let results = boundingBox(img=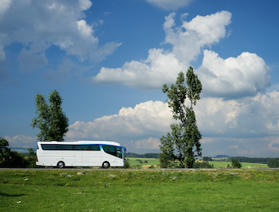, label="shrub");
[124,159,130,168]
[267,158,279,168]
[202,156,213,161]
[26,148,37,168]
[1,137,29,168]
[193,161,214,168]
[231,159,242,168]
[159,153,171,168]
